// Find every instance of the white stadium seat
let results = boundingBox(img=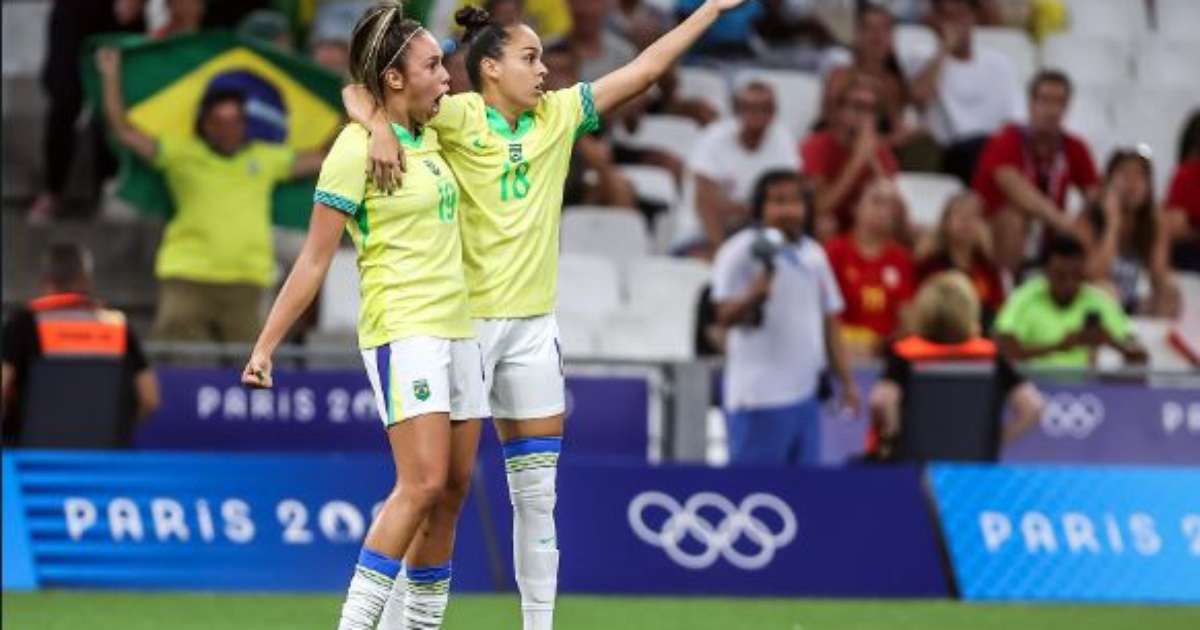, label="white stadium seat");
[893,24,938,78]
[895,173,963,229]
[1040,34,1133,88]
[623,257,711,314]
[676,66,732,117]
[620,164,679,210]
[561,207,651,264]
[1064,0,1148,42]
[596,311,696,362]
[610,114,701,157]
[1064,89,1116,168]
[975,27,1037,90]
[1130,317,1191,371]
[1154,0,1200,41]
[1110,89,1195,196]
[555,312,600,359]
[557,253,621,326]
[732,68,822,137]
[1134,43,1200,96]
[318,248,361,332]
